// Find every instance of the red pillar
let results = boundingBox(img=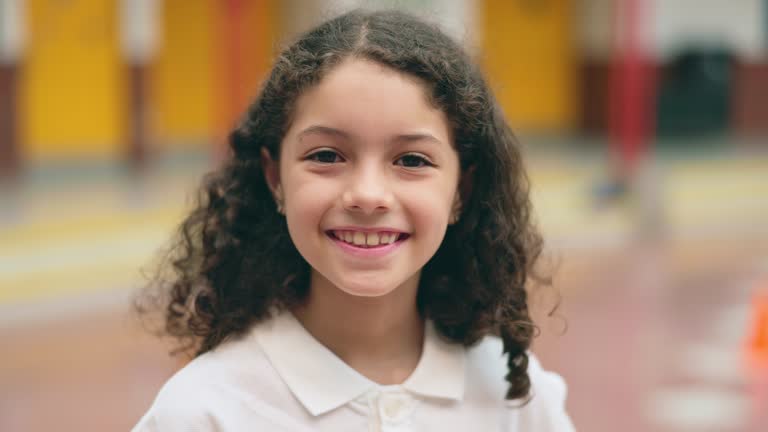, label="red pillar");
[213,0,246,164]
[608,0,655,181]
[214,0,274,164]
